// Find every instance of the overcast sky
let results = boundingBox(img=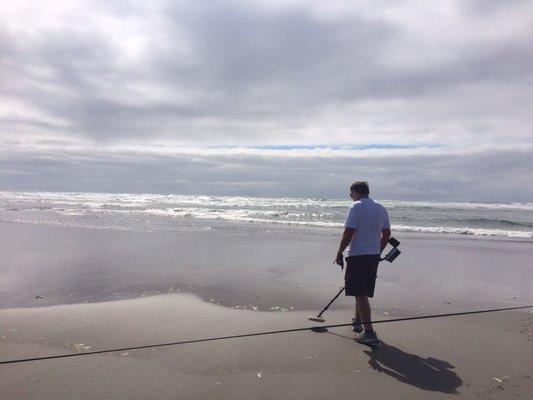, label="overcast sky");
[1,0,532,201]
